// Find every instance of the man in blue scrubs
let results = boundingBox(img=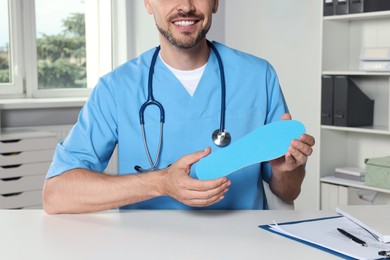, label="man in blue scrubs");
[43,0,315,214]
